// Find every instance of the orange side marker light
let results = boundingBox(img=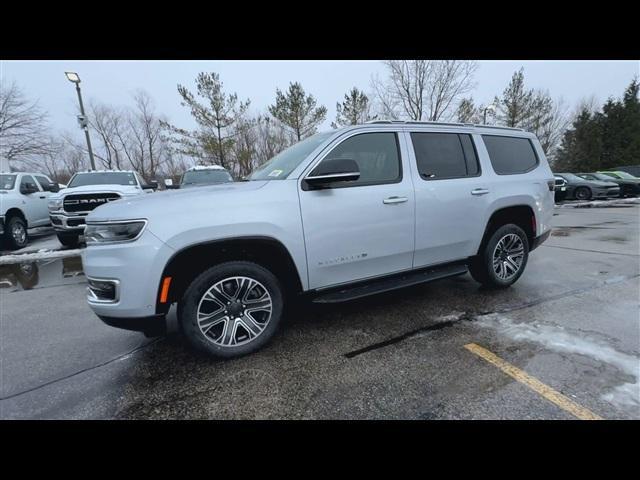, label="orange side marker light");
[159,276,172,304]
